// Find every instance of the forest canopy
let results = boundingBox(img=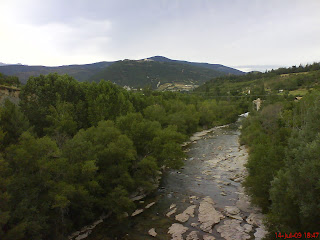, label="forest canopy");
[0,73,247,240]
